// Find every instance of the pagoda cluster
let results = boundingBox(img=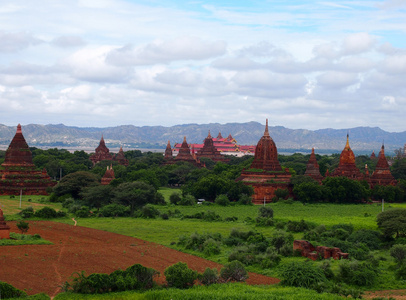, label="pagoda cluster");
[89,136,129,166]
